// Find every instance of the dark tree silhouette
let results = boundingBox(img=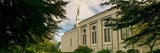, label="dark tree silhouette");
[102,0,160,47]
[0,0,68,52]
